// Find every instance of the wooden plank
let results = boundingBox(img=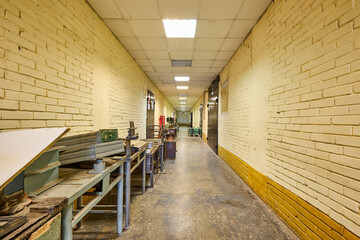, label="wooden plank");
[0,128,69,190]
[0,216,27,238]
[28,213,61,240]
[3,197,66,240]
[29,198,67,215]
